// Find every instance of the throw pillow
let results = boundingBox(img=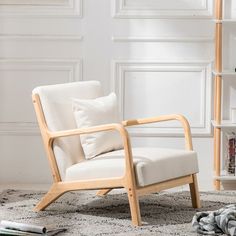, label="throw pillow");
[72,93,123,159]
